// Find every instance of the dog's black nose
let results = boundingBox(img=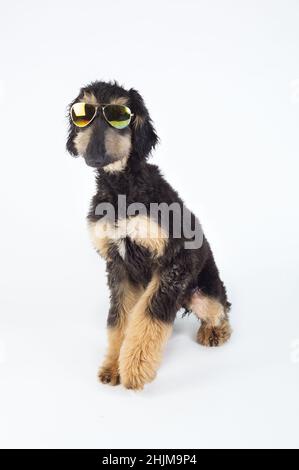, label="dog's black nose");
[84,119,109,168]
